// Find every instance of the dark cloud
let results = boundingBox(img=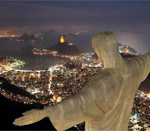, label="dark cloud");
[133,31,143,34]
[120,30,127,32]
[0,2,150,28]
[0,1,150,54]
